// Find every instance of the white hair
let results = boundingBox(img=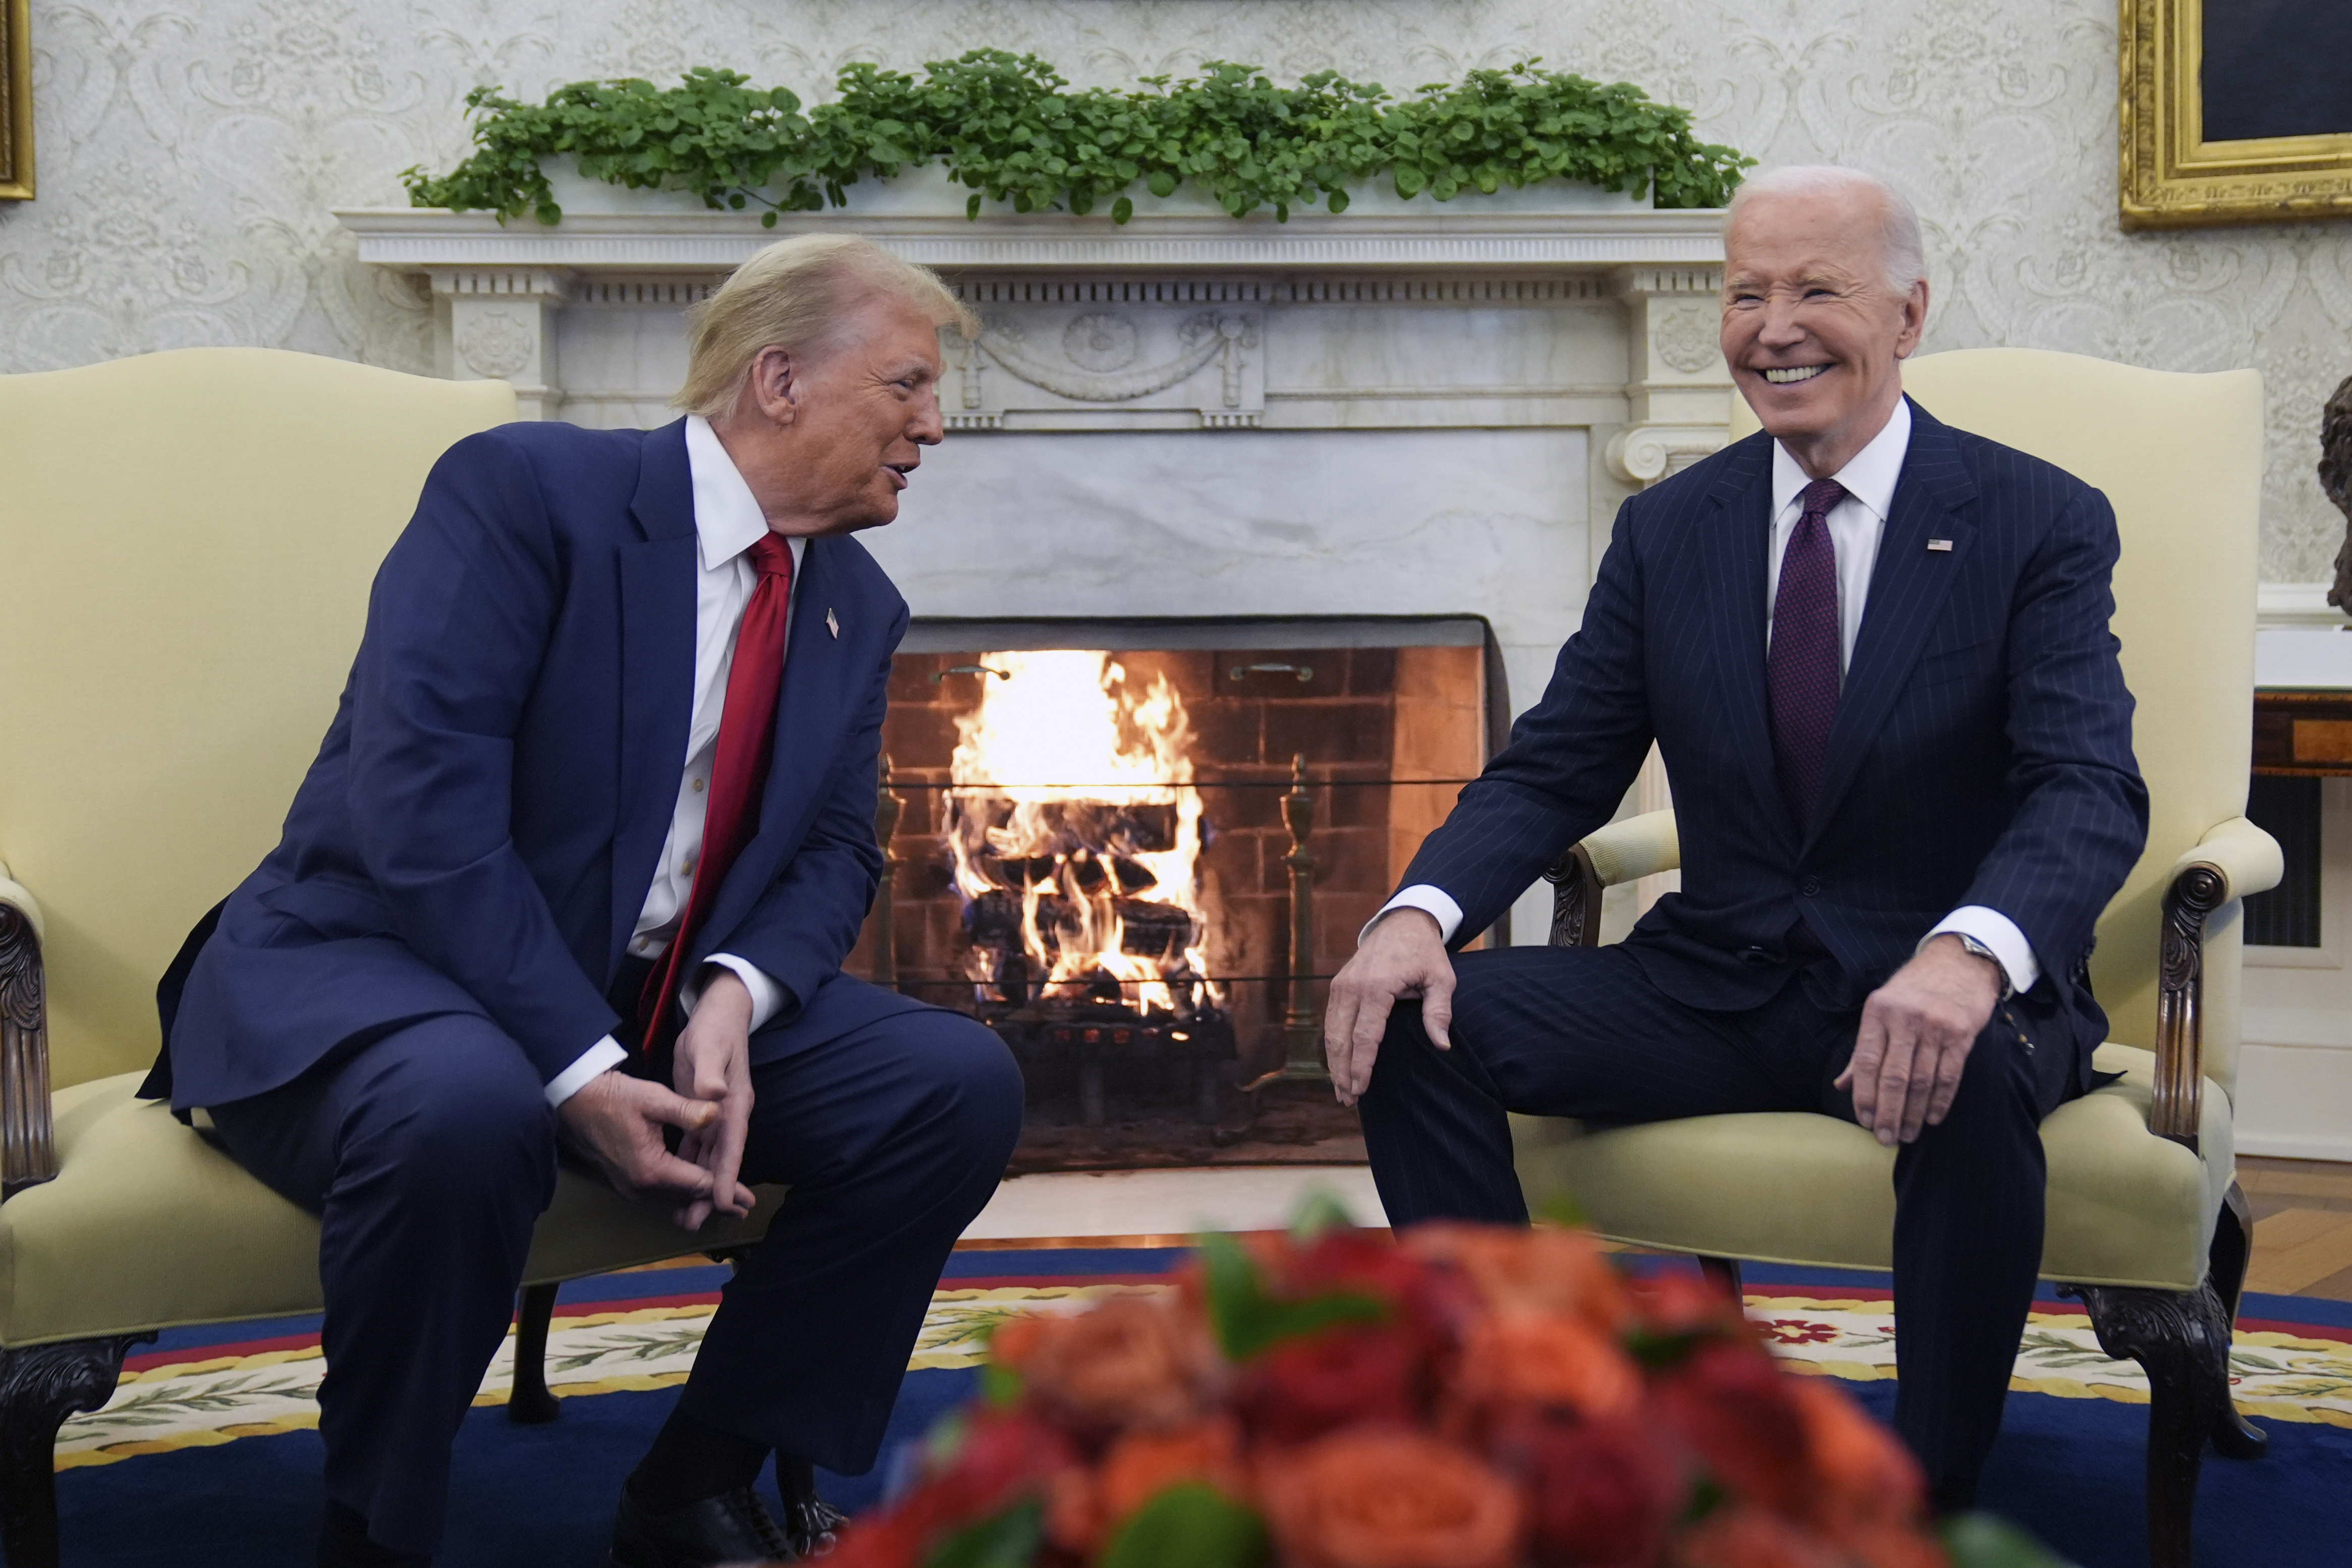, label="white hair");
[1726,165,1926,294]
